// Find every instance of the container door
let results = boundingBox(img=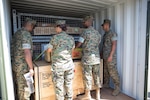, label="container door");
[0,11,7,100]
[145,1,150,100]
